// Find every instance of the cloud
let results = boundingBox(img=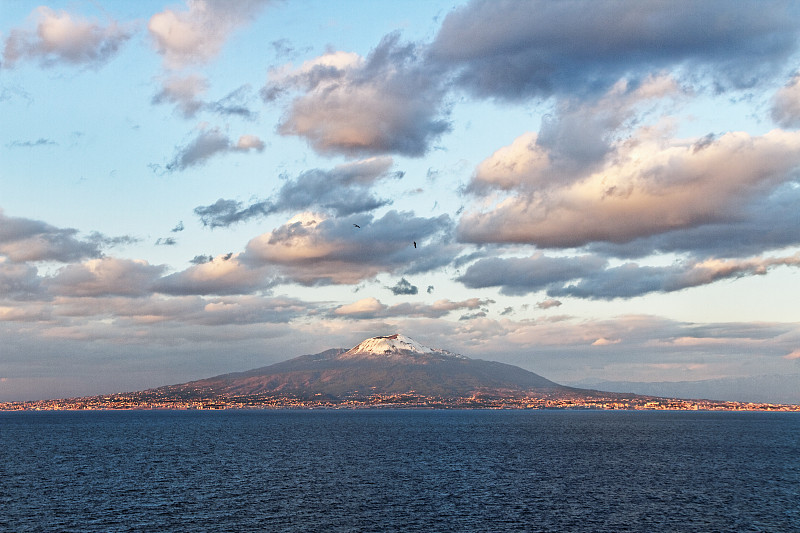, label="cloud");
[0,261,43,300]
[152,253,274,296]
[771,73,800,128]
[587,181,800,259]
[459,252,800,300]
[6,138,57,148]
[387,278,418,295]
[194,157,400,227]
[165,128,264,171]
[334,297,387,318]
[0,210,102,263]
[537,299,562,310]
[48,258,166,298]
[333,296,493,319]
[190,255,213,265]
[464,73,679,189]
[207,85,259,120]
[428,0,800,100]
[459,127,800,249]
[243,210,456,285]
[458,254,607,296]
[148,0,270,69]
[153,77,259,120]
[195,199,273,228]
[592,337,621,346]
[2,7,133,69]
[269,157,399,216]
[152,74,208,118]
[234,134,265,151]
[265,32,450,157]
